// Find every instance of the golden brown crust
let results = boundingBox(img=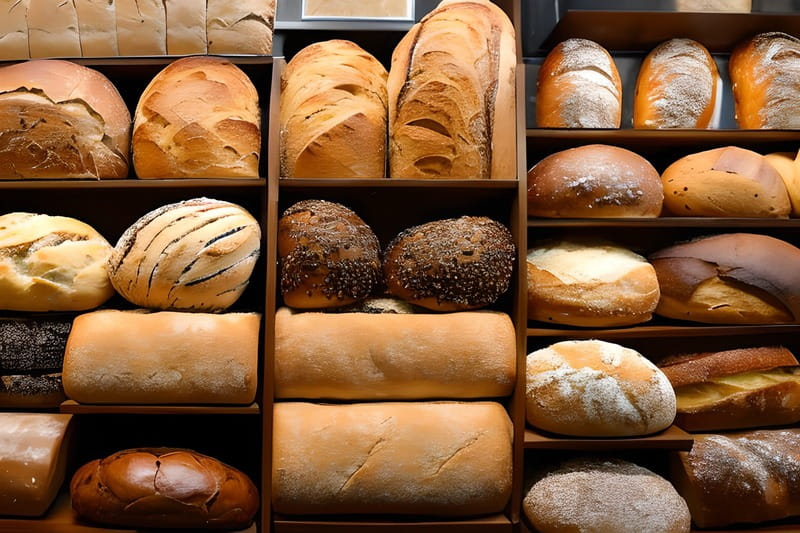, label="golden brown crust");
[659,346,798,387]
